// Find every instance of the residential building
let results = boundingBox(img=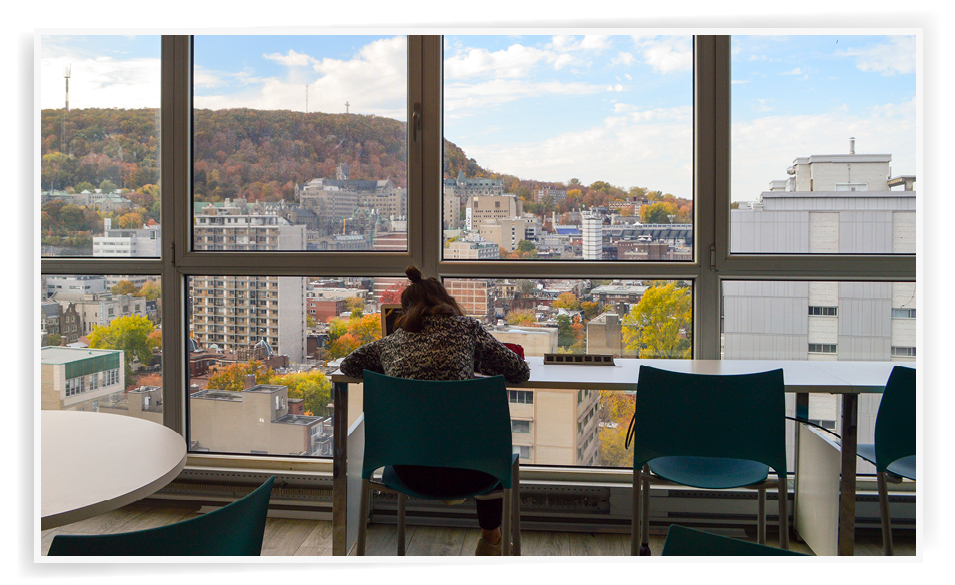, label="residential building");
[40,346,125,411]
[466,193,522,231]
